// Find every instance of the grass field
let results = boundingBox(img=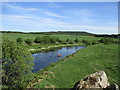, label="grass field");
[2,33,101,52]
[2,33,101,41]
[2,33,119,88]
[31,44,119,88]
